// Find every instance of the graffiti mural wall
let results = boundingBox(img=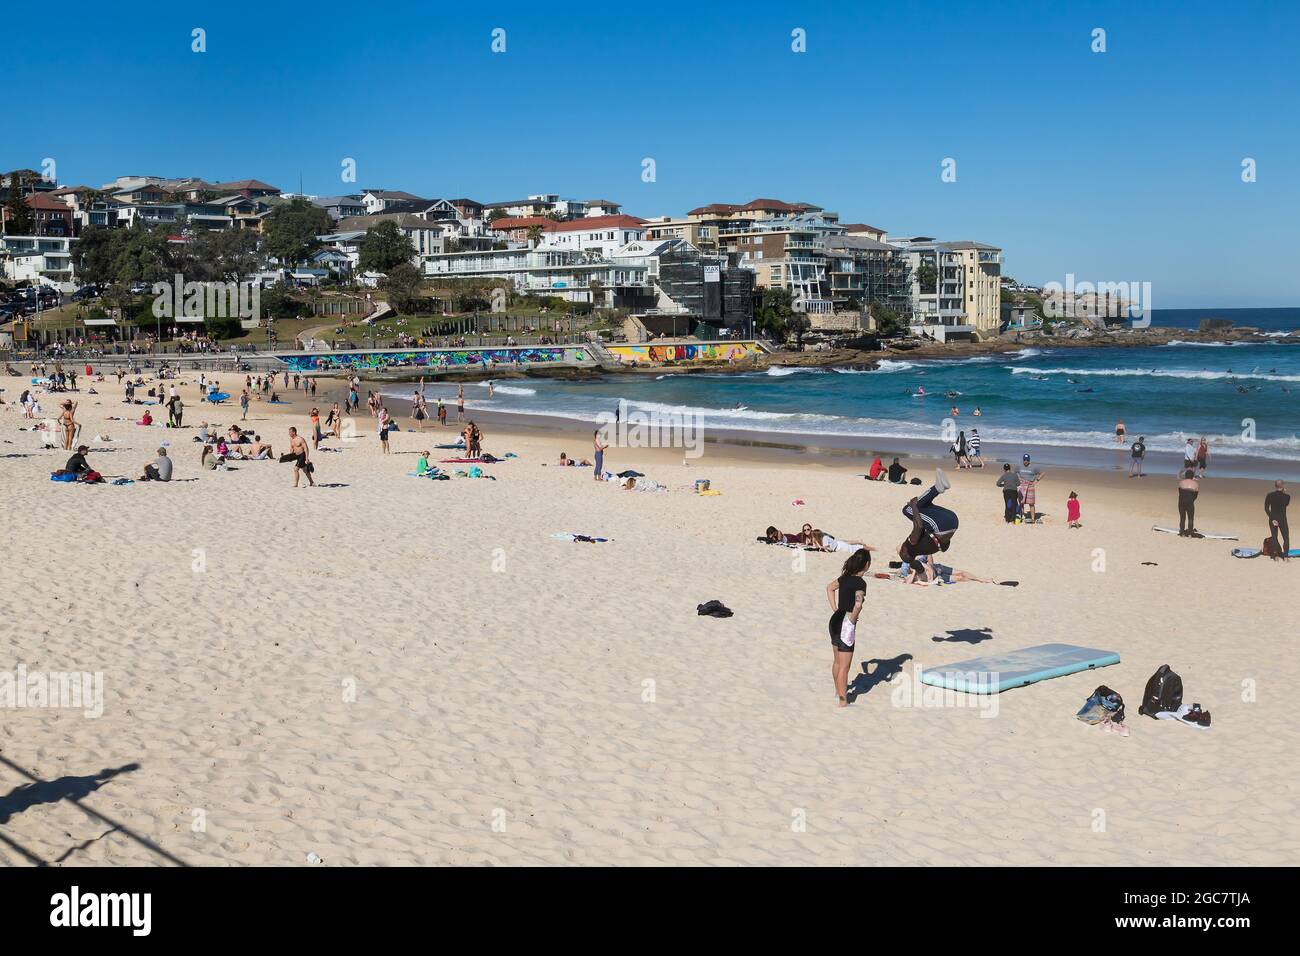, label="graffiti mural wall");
[278,347,589,372]
[606,341,763,365]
